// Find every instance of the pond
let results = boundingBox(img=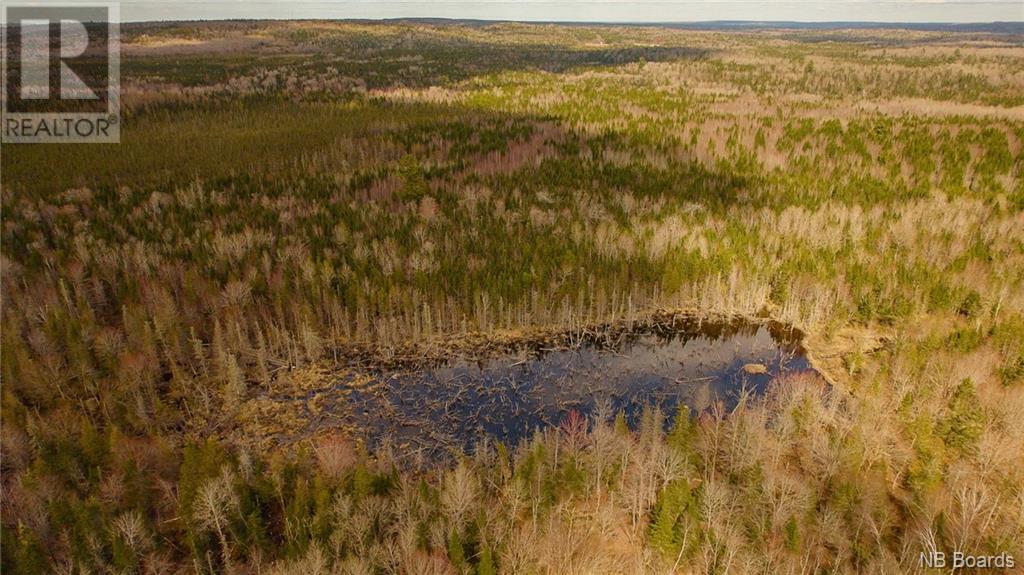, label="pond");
[324,316,815,459]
